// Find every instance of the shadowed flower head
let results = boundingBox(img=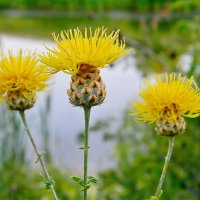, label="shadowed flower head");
[0,50,50,110]
[132,73,200,135]
[40,27,132,75]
